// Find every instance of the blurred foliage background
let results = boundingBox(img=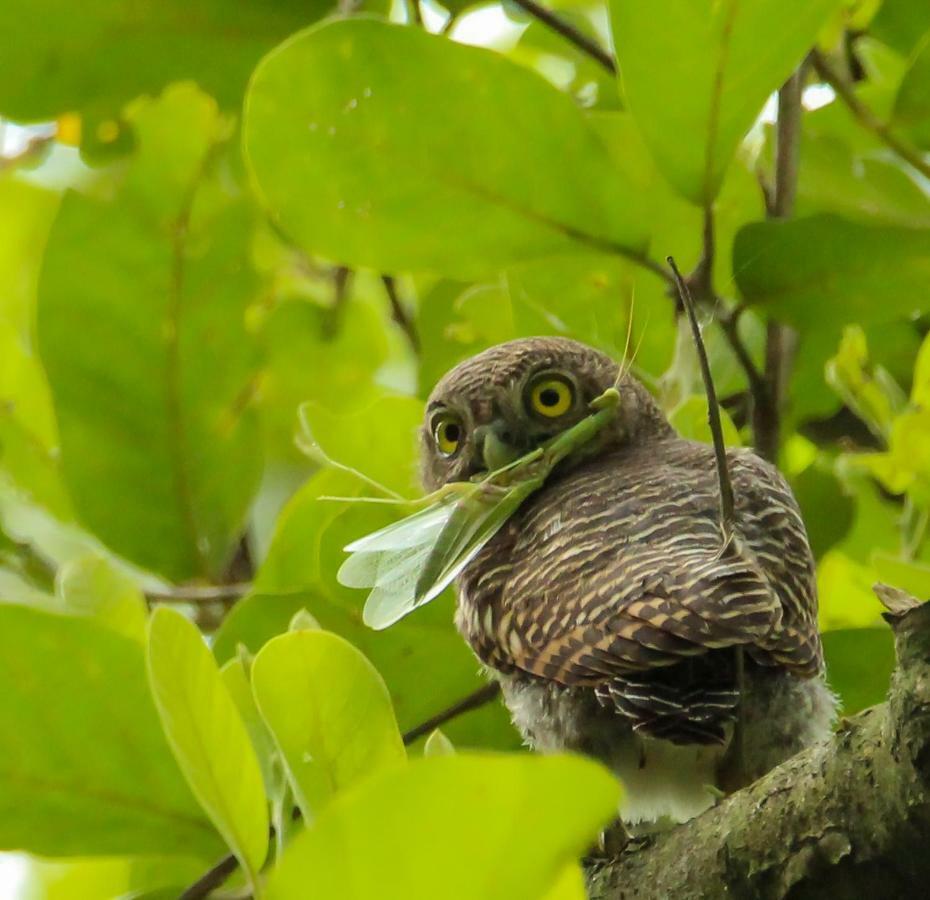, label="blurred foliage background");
[2,0,930,897]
